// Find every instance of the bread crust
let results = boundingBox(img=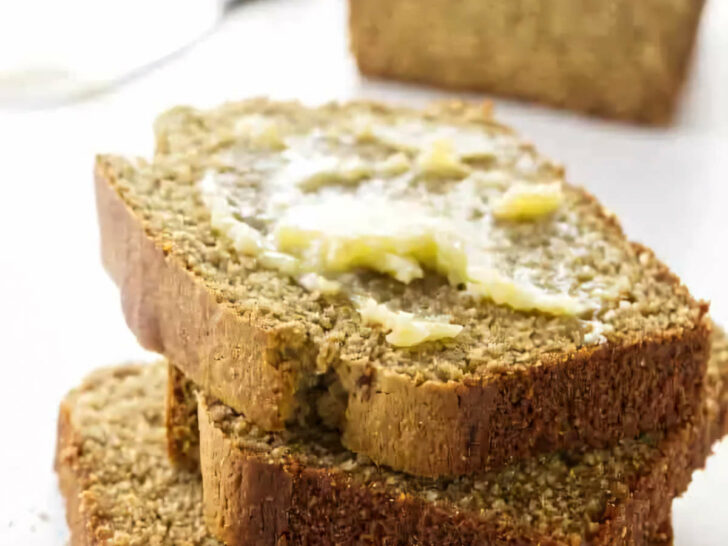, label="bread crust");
[167,363,202,470]
[341,324,710,476]
[349,0,706,124]
[96,160,299,431]
[55,398,94,546]
[54,362,682,546]
[197,391,708,546]
[96,155,711,477]
[194,327,728,545]
[55,364,220,545]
